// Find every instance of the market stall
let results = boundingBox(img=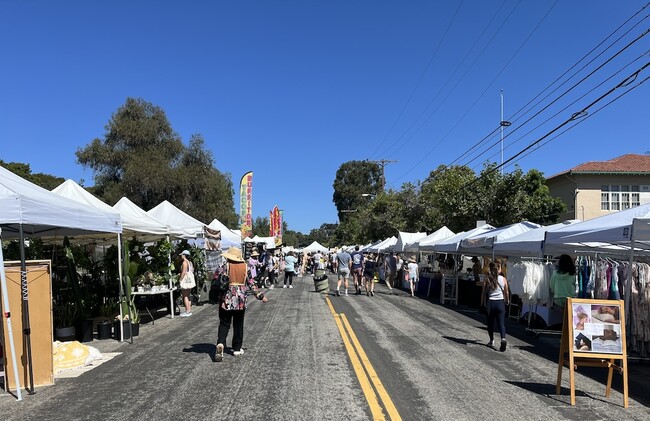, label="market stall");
[0,165,122,400]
